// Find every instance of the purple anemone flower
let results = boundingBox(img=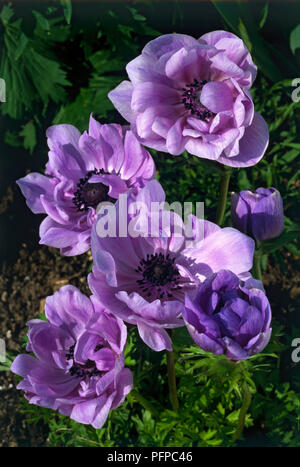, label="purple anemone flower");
[88,180,255,352]
[231,187,284,243]
[108,31,269,167]
[183,270,272,360]
[17,115,155,256]
[11,285,133,428]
